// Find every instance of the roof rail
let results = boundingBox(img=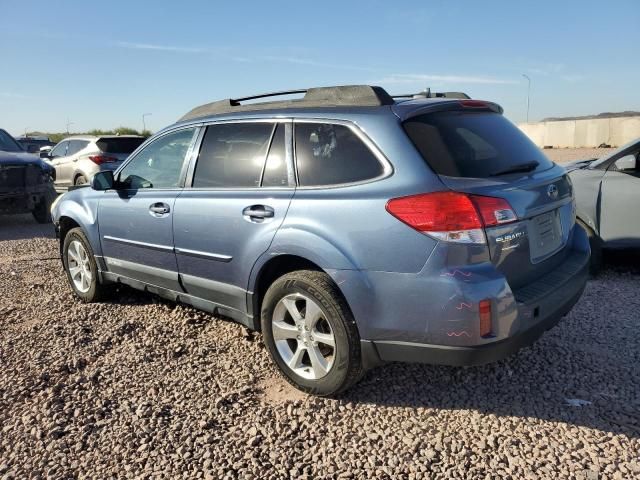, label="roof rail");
[232,89,308,103]
[179,85,395,121]
[392,88,470,100]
